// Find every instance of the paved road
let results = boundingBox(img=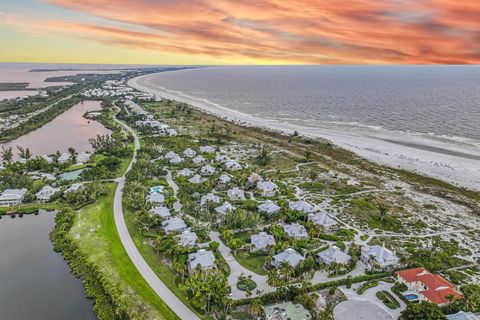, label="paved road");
[113,117,200,320]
